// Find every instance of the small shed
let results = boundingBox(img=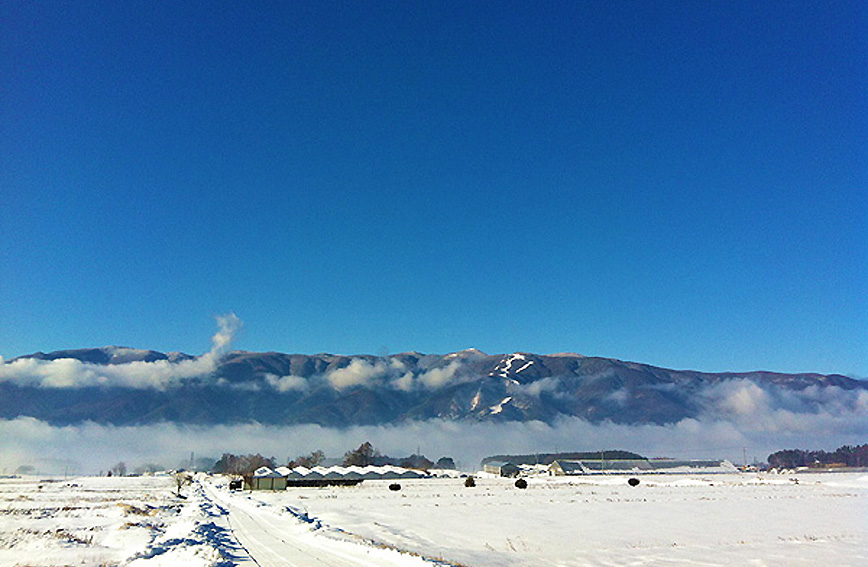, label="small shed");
[244,467,287,491]
[484,461,520,477]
